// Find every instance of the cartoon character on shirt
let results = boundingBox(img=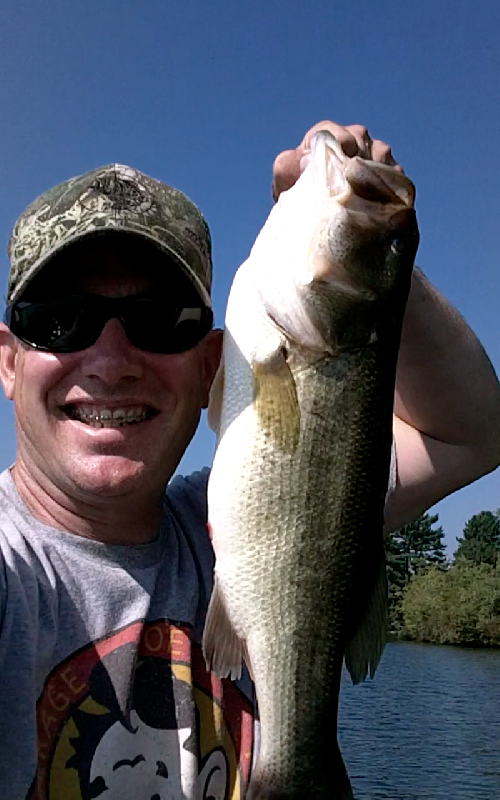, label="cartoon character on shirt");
[28,622,254,800]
